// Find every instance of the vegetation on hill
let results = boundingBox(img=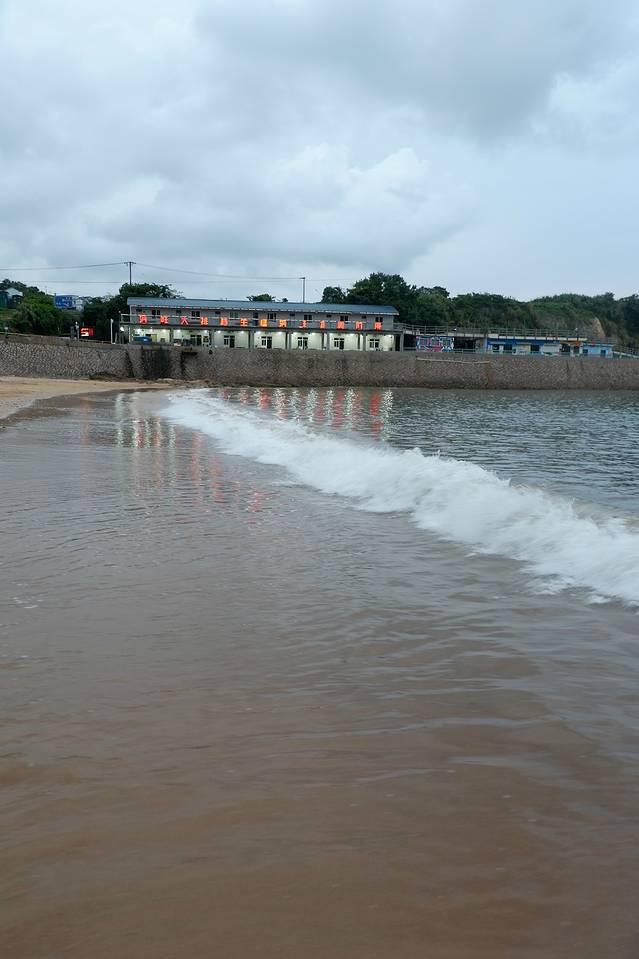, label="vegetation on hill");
[1,274,638,347]
[0,279,68,336]
[0,281,181,341]
[323,274,639,347]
